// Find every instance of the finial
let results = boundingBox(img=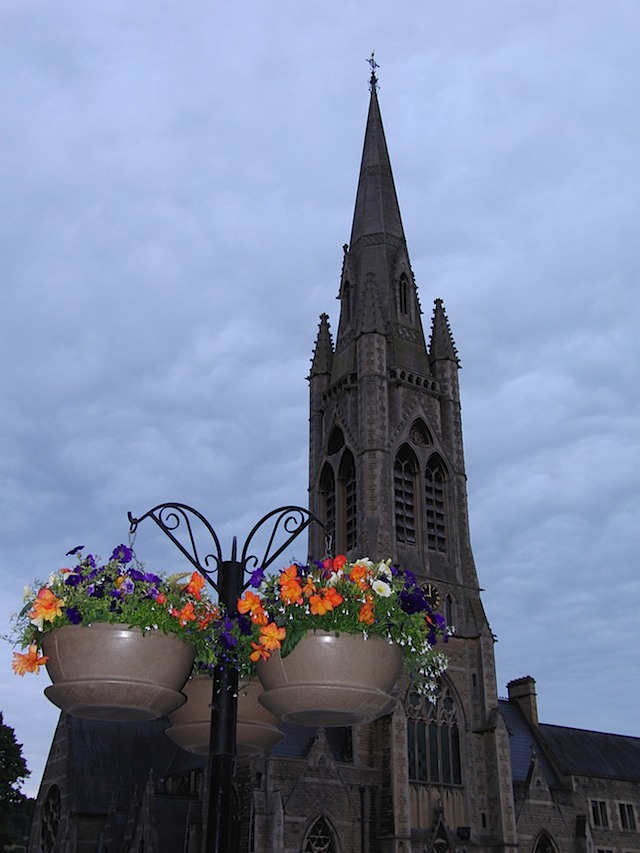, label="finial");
[367,51,379,92]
